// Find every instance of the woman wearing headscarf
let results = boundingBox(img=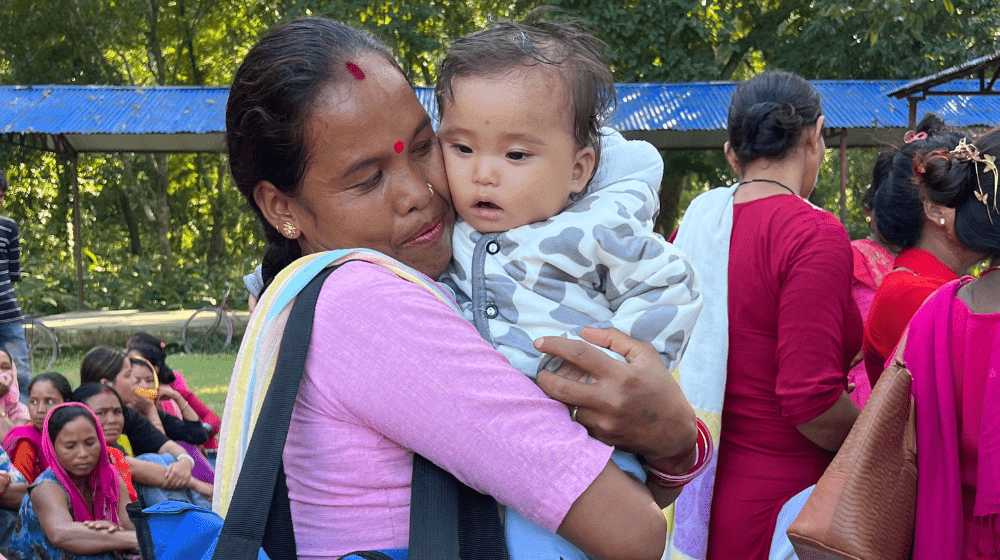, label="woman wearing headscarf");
[4,403,137,559]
